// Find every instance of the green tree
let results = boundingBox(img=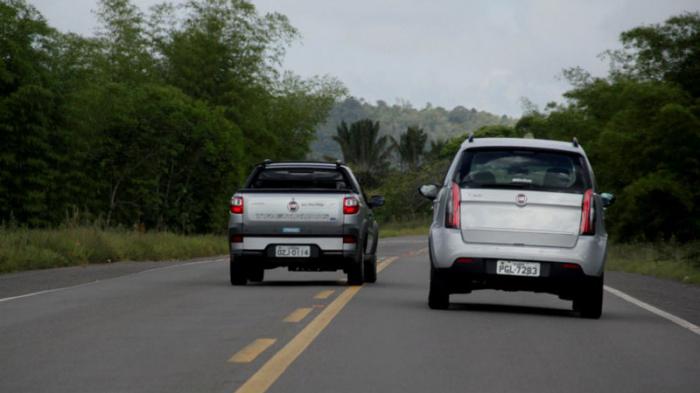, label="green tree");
[1,0,343,232]
[334,119,393,187]
[0,0,60,226]
[606,12,700,97]
[393,126,428,171]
